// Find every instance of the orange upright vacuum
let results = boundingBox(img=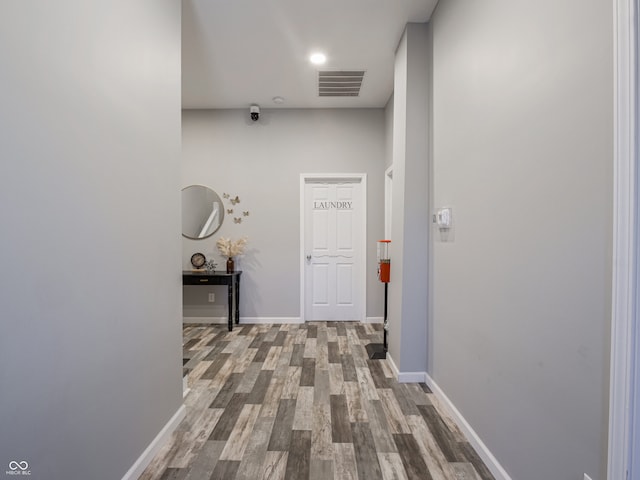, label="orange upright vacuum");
[368,240,391,359]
